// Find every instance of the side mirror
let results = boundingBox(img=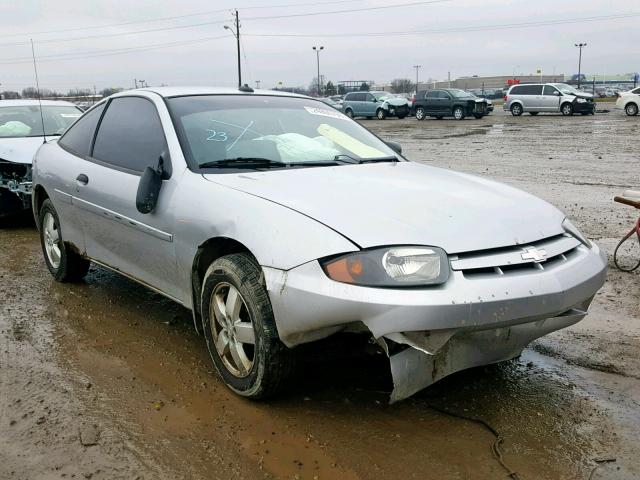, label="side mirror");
[385,141,402,155]
[554,91,561,96]
[372,98,377,102]
[136,157,164,214]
